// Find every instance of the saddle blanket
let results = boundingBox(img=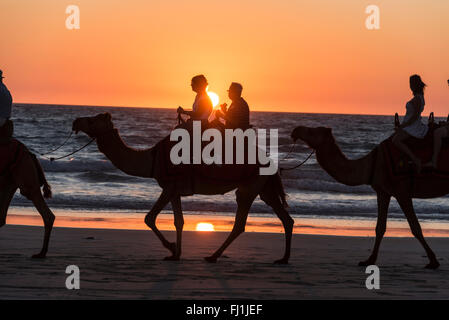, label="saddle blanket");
[0,138,26,177]
[382,128,449,179]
